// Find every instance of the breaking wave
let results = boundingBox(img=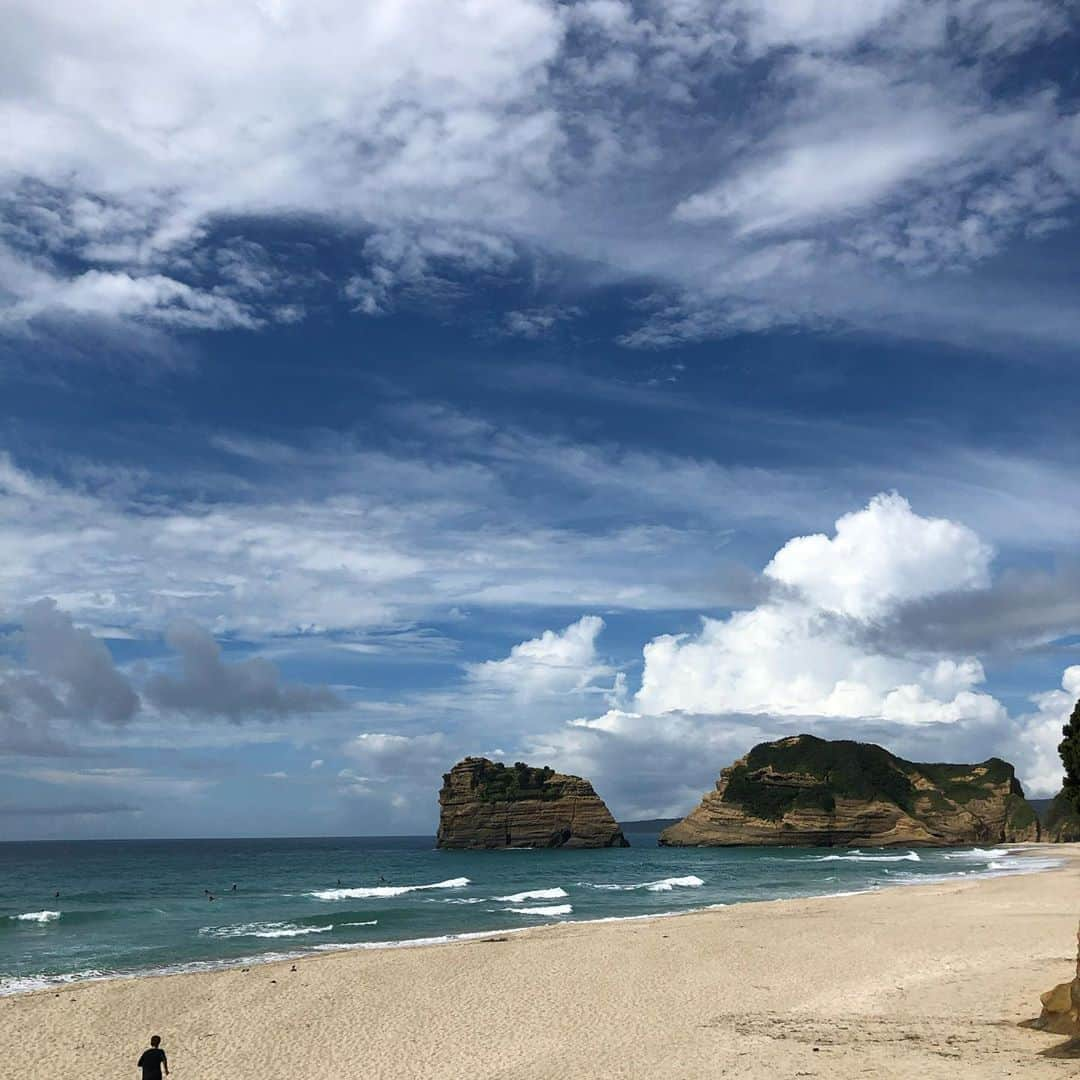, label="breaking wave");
[942,848,1007,860]
[200,922,334,939]
[502,904,573,917]
[493,887,568,902]
[581,875,705,892]
[7,911,60,924]
[987,857,1063,875]
[815,851,920,863]
[309,877,470,901]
